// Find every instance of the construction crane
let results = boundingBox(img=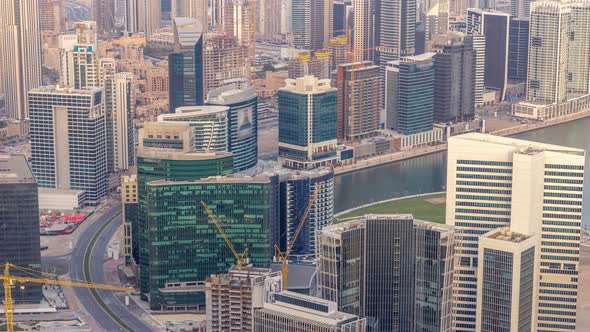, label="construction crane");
[201,201,249,271]
[274,182,323,287]
[2,263,132,332]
